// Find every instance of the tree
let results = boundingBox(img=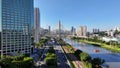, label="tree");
[99,31,107,37]
[85,62,92,68]
[1,54,34,68]
[114,30,120,36]
[80,52,91,62]
[35,42,40,48]
[92,57,105,68]
[44,53,57,65]
[48,47,55,53]
[74,49,83,59]
[1,56,12,68]
[14,54,25,61]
